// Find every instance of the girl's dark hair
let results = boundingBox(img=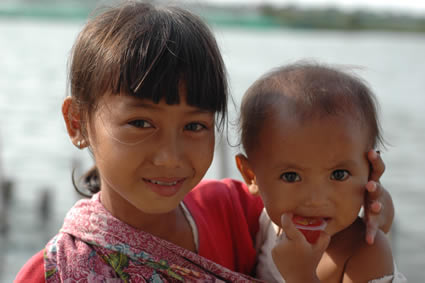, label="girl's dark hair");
[239,61,385,155]
[70,1,228,196]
